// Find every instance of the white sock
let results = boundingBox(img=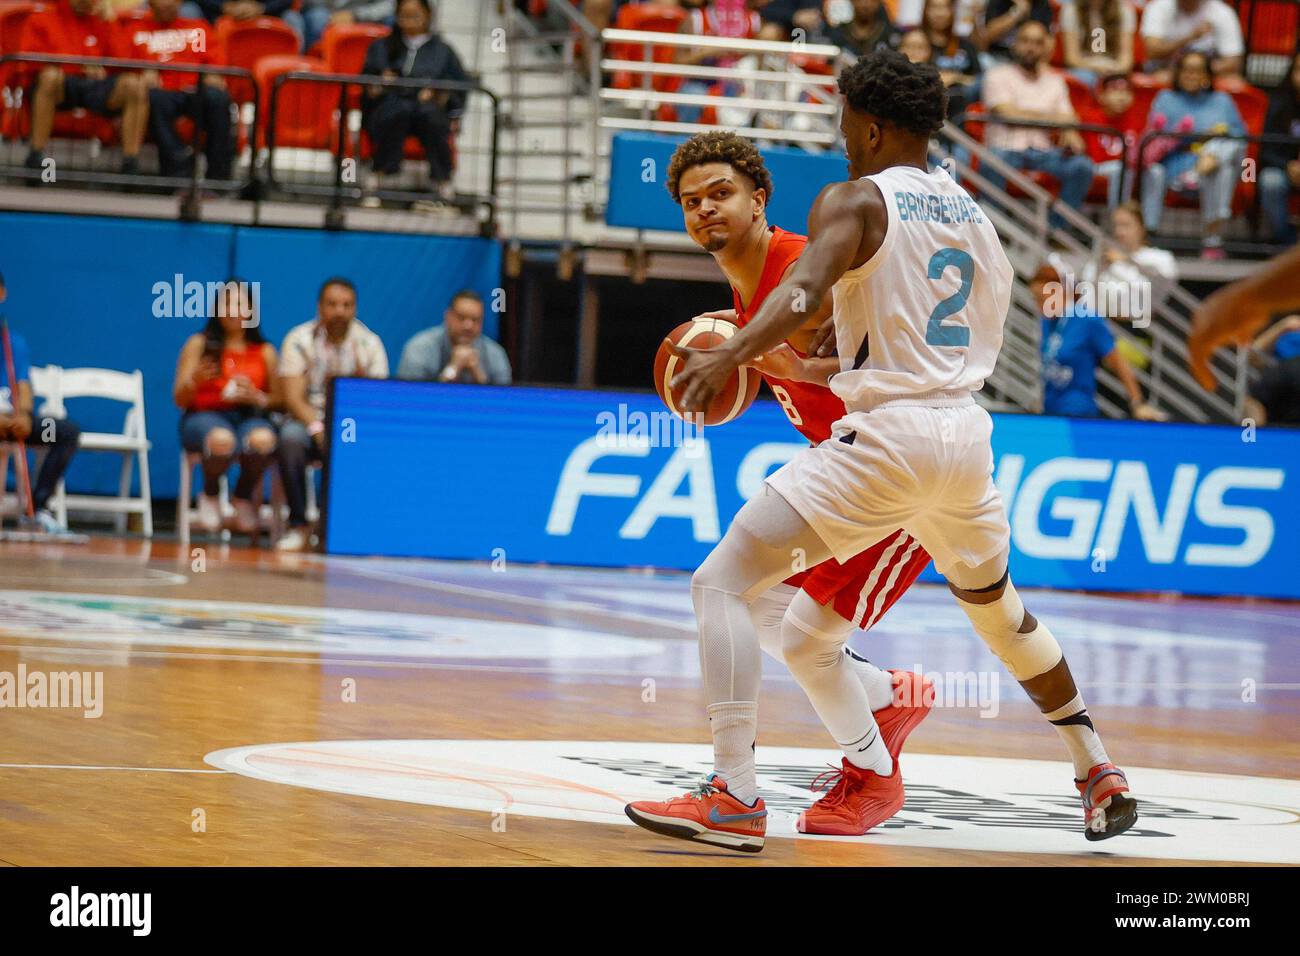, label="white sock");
[844,647,896,712]
[1043,692,1110,779]
[707,701,759,805]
